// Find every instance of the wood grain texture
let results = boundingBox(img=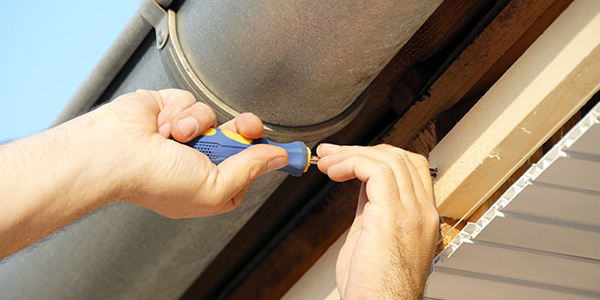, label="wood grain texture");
[207,2,497,300]
[467,91,600,222]
[385,0,560,148]
[195,0,579,299]
[218,1,575,299]
[281,0,586,298]
[431,0,600,218]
